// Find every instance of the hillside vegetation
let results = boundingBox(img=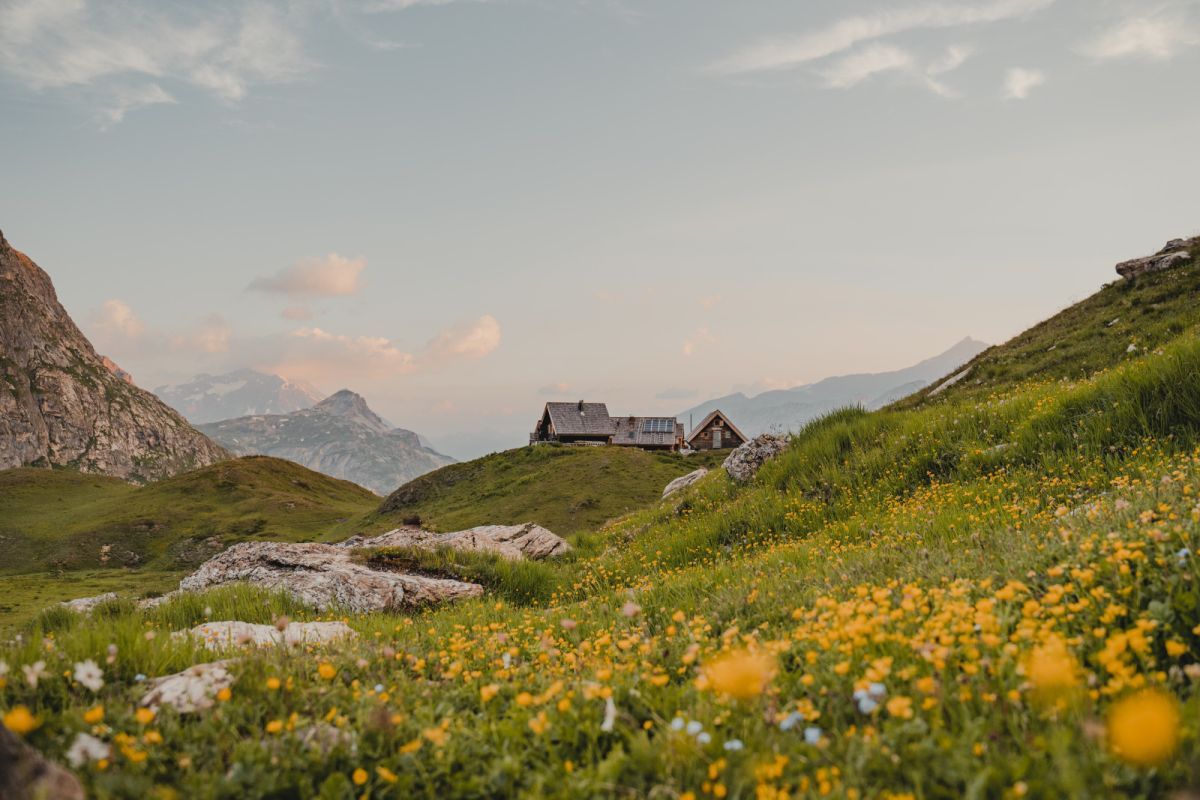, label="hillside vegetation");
[4,255,1200,798]
[377,445,728,534]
